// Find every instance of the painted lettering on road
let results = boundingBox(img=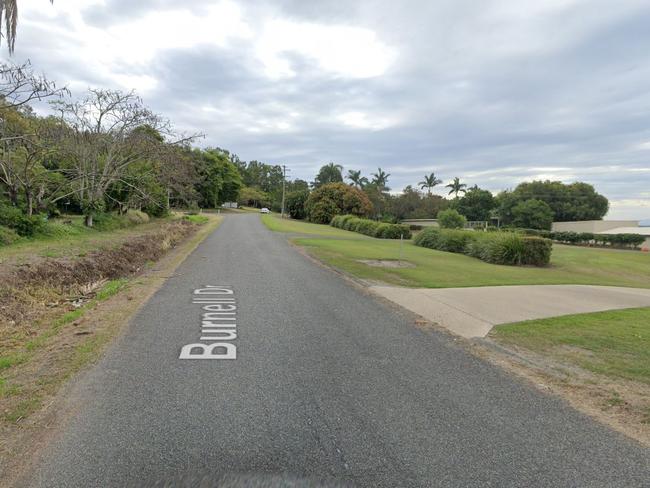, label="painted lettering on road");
[179,285,237,360]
